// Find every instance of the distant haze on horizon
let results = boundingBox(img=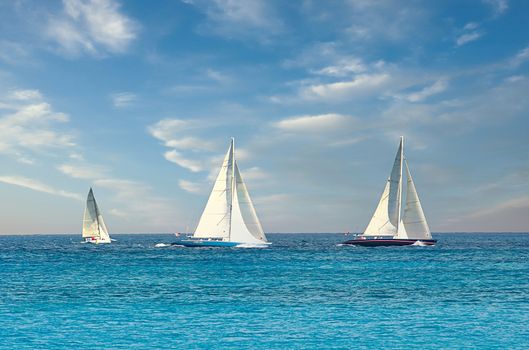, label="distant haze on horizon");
[0,0,528,234]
